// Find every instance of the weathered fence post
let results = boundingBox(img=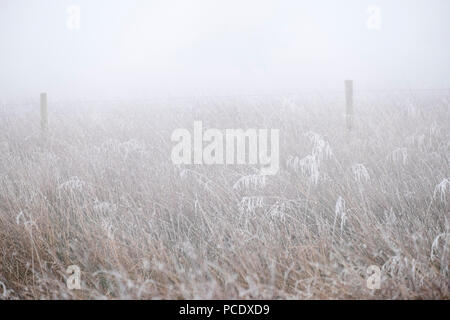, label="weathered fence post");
[40,92,48,134]
[345,80,353,130]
